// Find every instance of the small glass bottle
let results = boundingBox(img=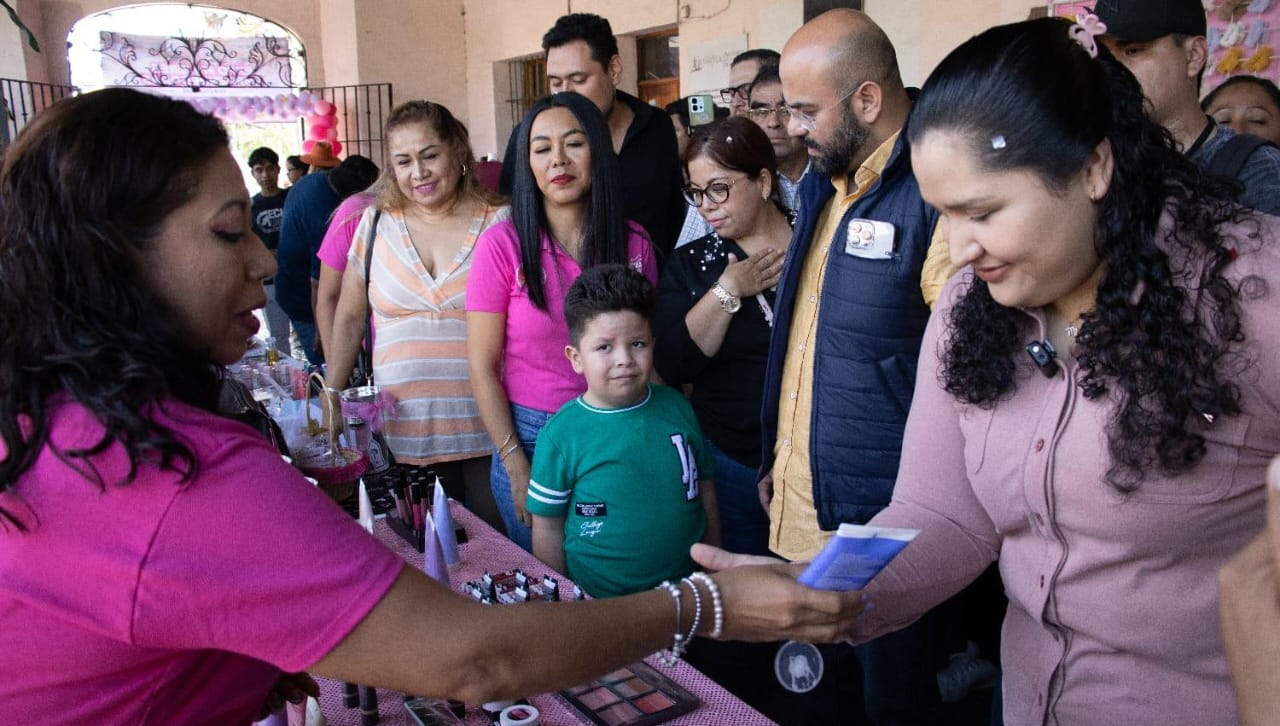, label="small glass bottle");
[265,336,280,366]
[345,416,371,454]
